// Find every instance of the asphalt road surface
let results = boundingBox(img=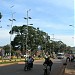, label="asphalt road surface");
[0,59,64,75]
